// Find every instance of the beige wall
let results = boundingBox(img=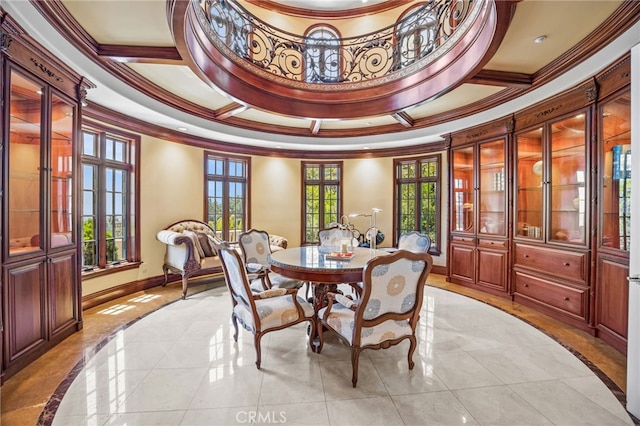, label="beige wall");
[241,1,420,37]
[249,156,301,243]
[82,136,205,295]
[82,134,448,296]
